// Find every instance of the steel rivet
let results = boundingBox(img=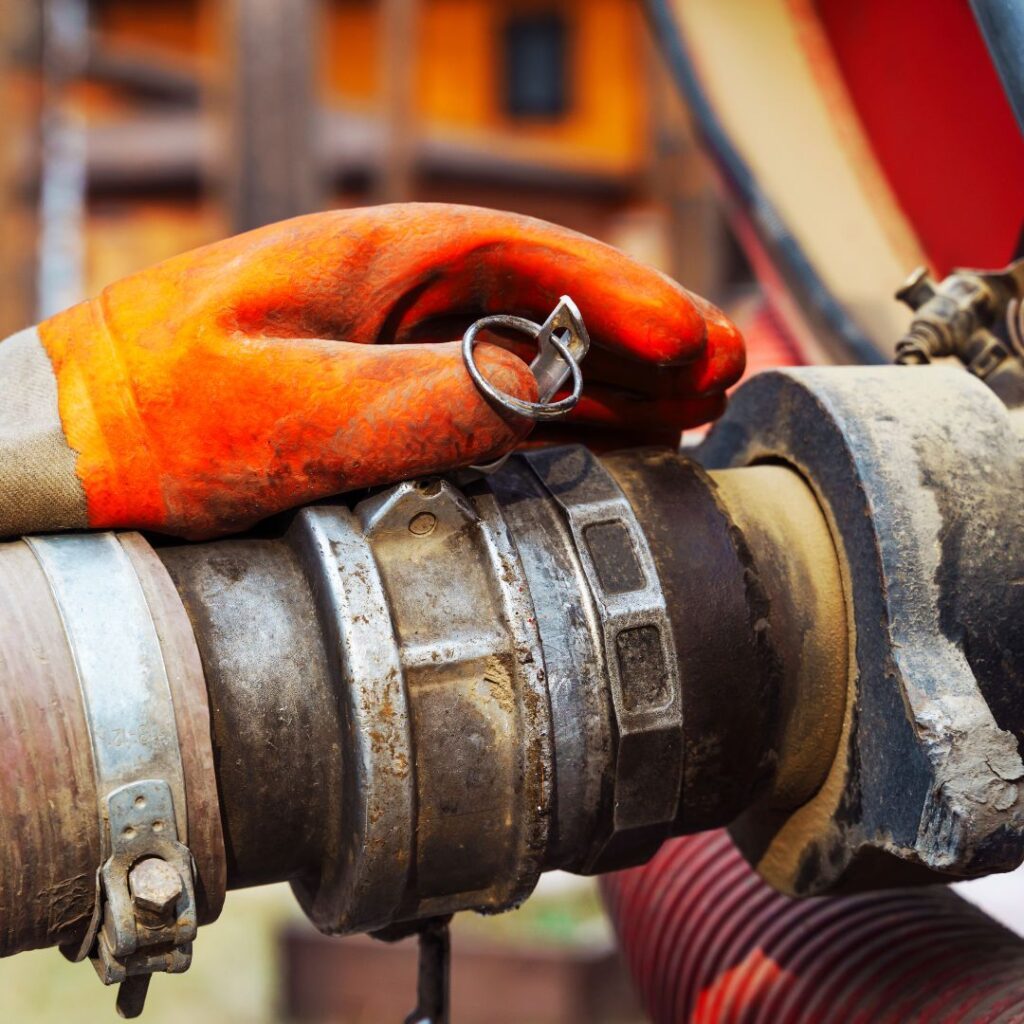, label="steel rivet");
[408,512,437,537]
